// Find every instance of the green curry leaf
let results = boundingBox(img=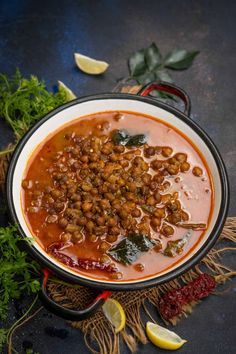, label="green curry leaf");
[128,49,147,77]
[111,129,147,146]
[164,49,200,70]
[108,233,156,265]
[145,42,162,71]
[164,229,193,257]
